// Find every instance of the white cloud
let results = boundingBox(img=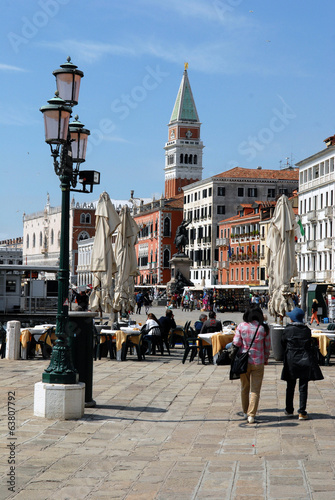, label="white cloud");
[0,63,26,72]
